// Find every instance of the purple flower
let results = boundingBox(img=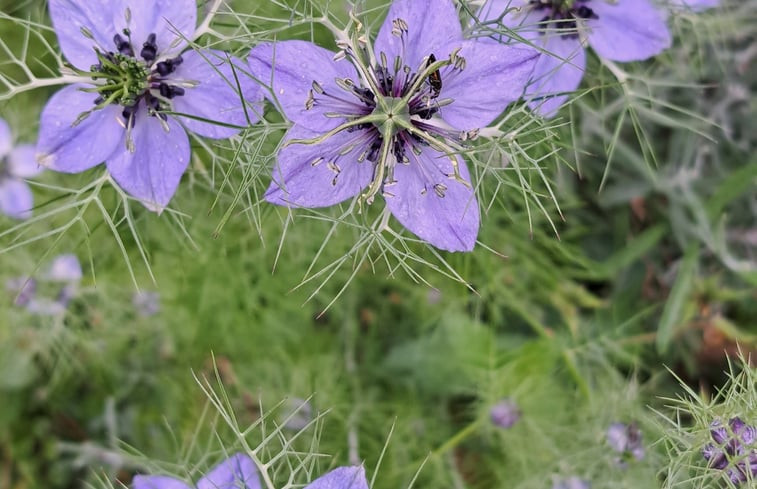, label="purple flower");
[304,466,368,489]
[478,0,671,117]
[490,398,521,429]
[703,417,757,485]
[133,452,261,489]
[249,0,537,251]
[37,0,262,212]
[606,422,645,462]
[281,397,313,431]
[6,253,82,315]
[0,117,43,219]
[552,476,591,489]
[133,290,160,317]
